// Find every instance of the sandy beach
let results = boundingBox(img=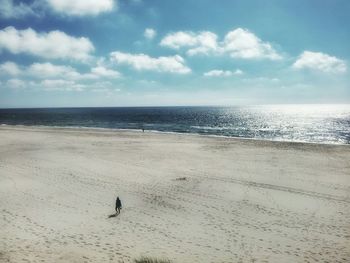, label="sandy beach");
[0,125,349,263]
